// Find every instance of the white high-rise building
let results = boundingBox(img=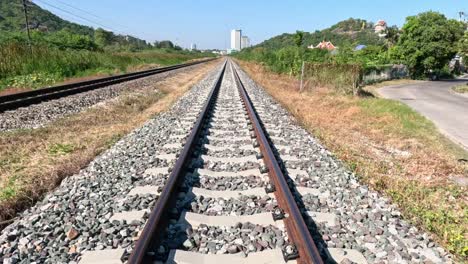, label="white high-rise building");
[241,36,250,49]
[190,43,197,51]
[231,29,242,51]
